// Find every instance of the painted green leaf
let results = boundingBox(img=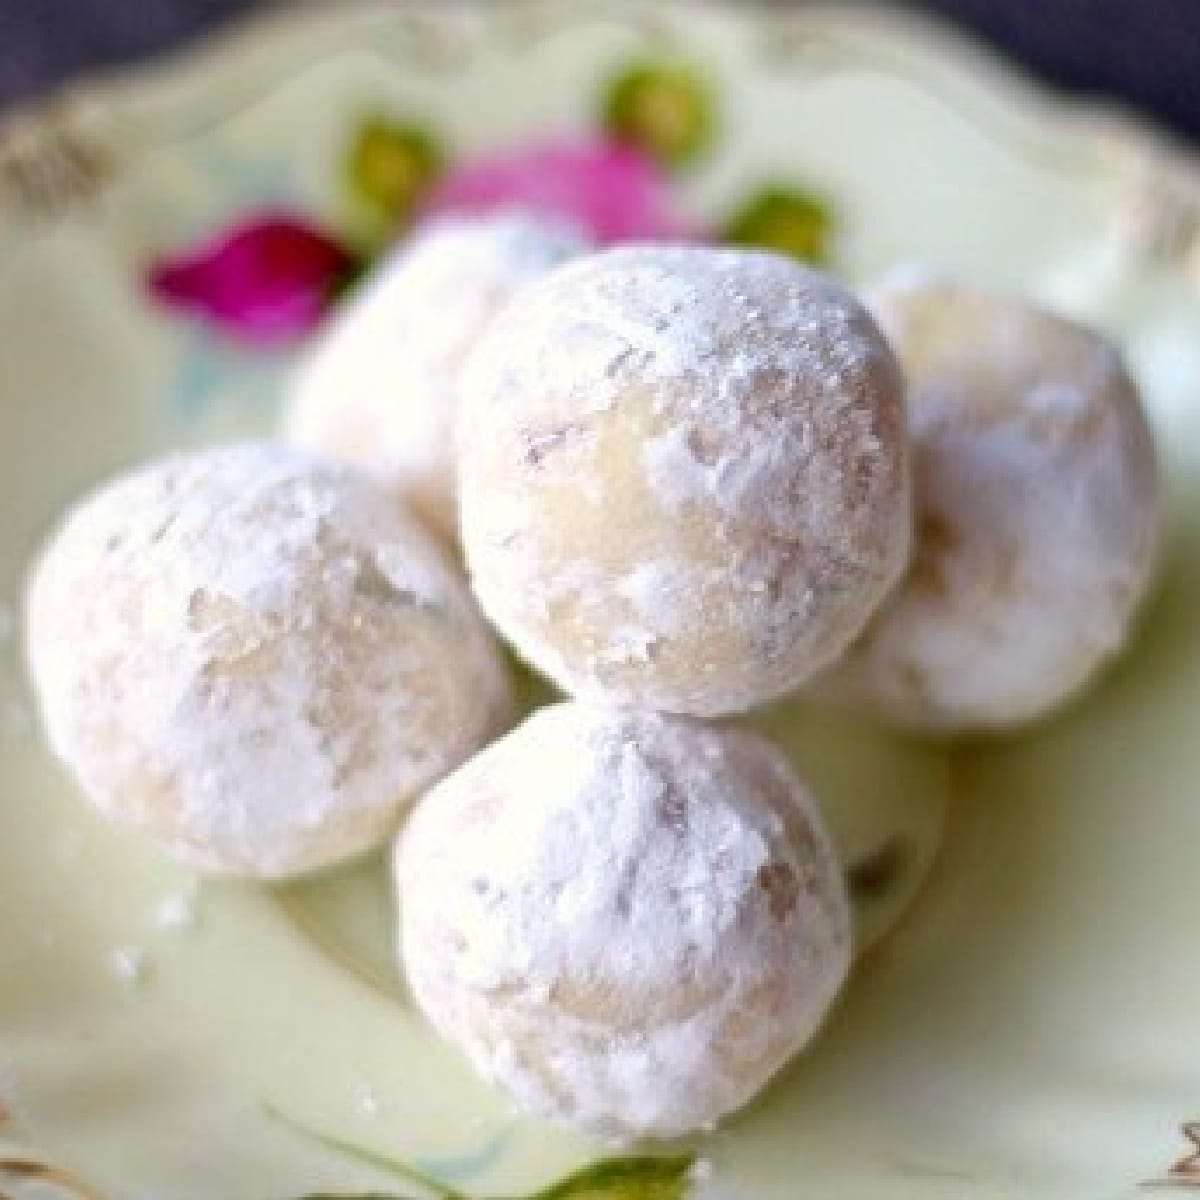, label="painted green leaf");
[723,185,836,265]
[285,1156,697,1200]
[271,1105,695,1200]
[345,117,446,226]
[522,1154,696,1200]
[267,1106,469,1200]
[602,61,715,168]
